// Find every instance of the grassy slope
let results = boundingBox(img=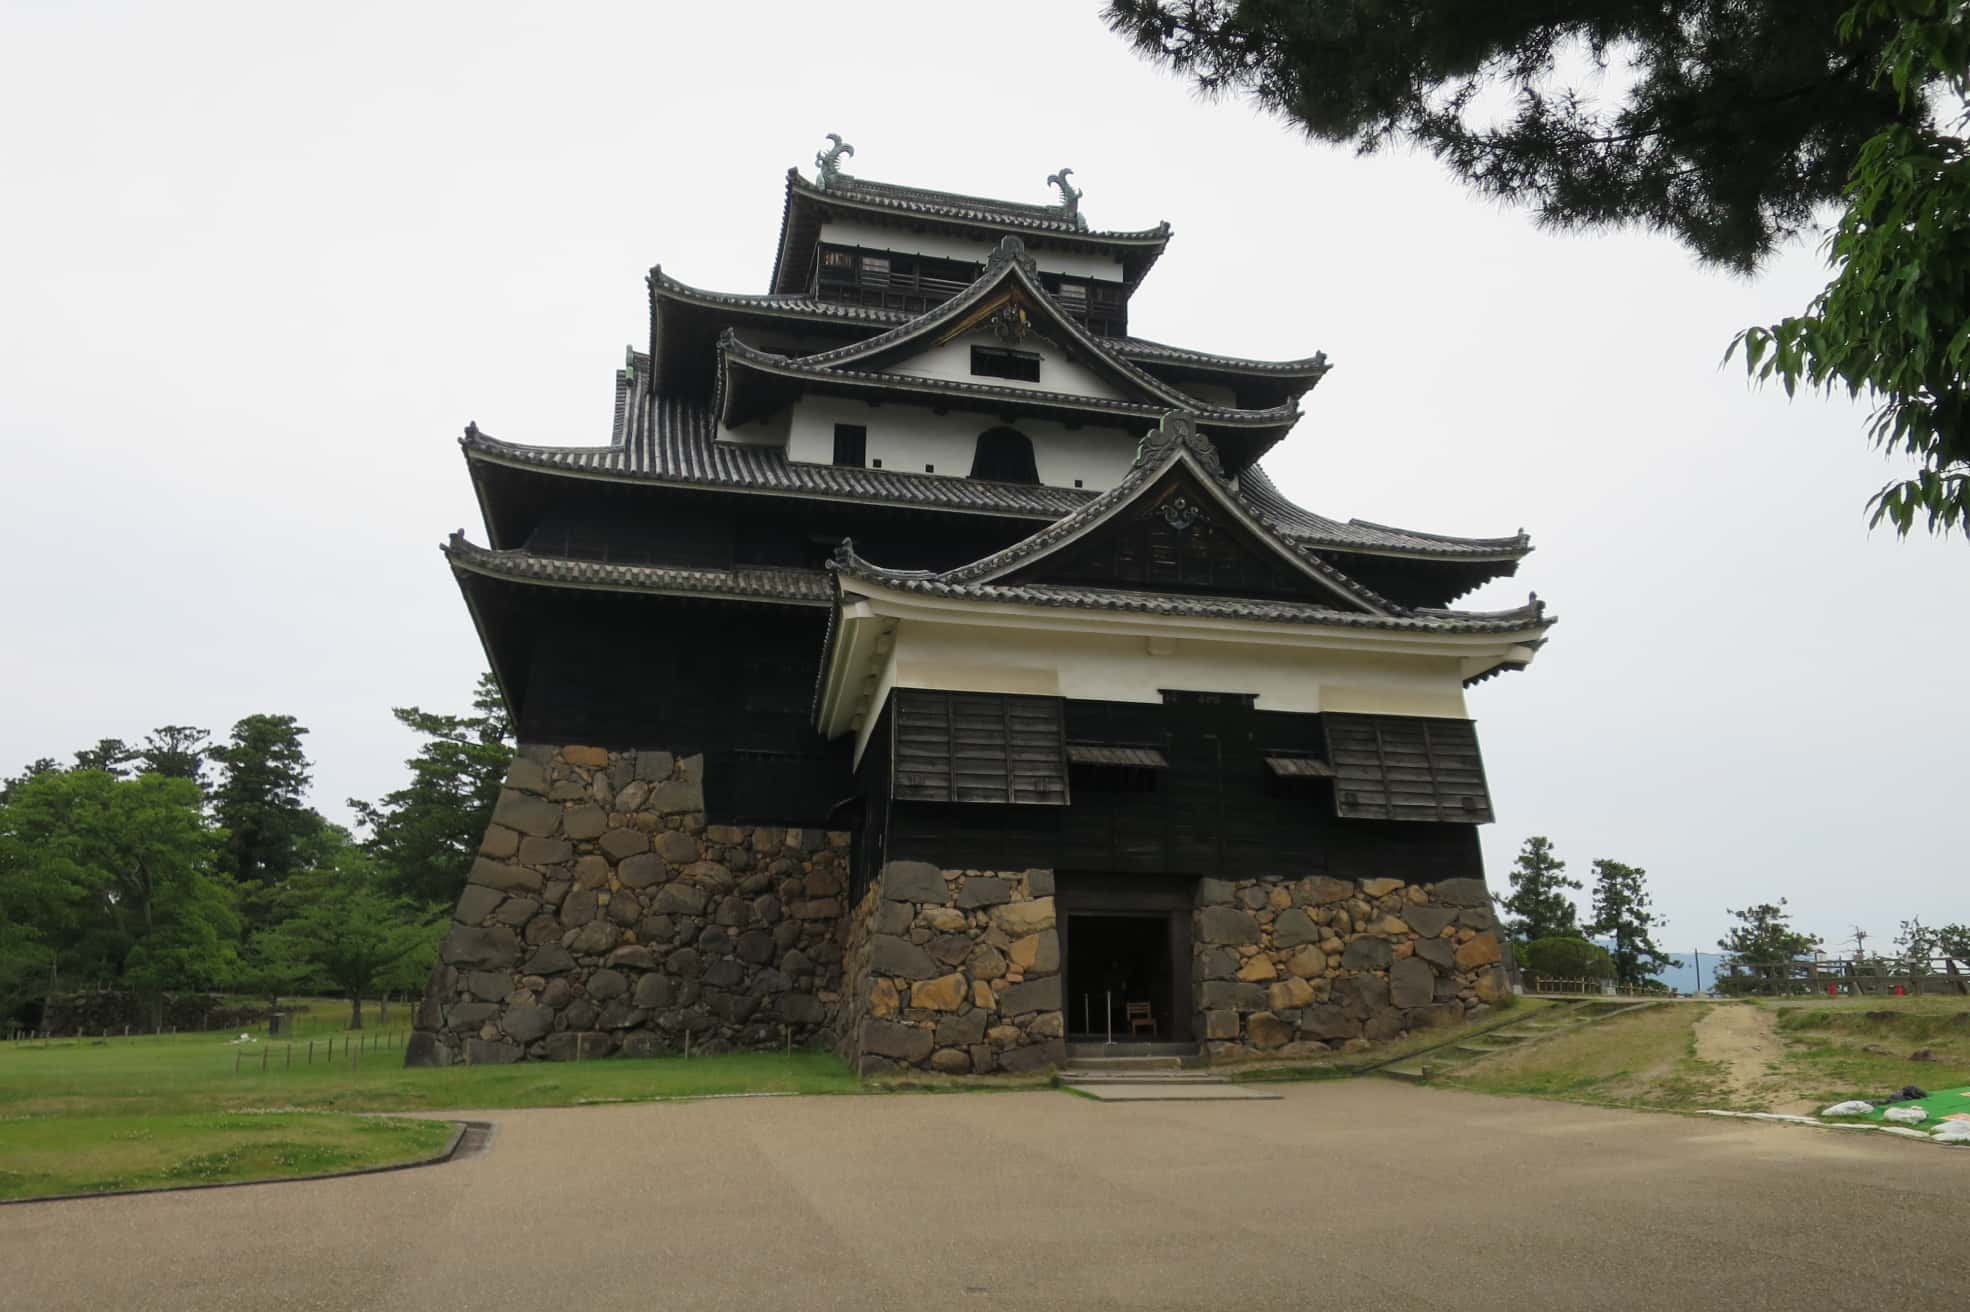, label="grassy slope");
[1228,997,1557,1082]
[1768,997,1970,1106]
[1444,996,1970,1115]
[1443,1004,1735,1111]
